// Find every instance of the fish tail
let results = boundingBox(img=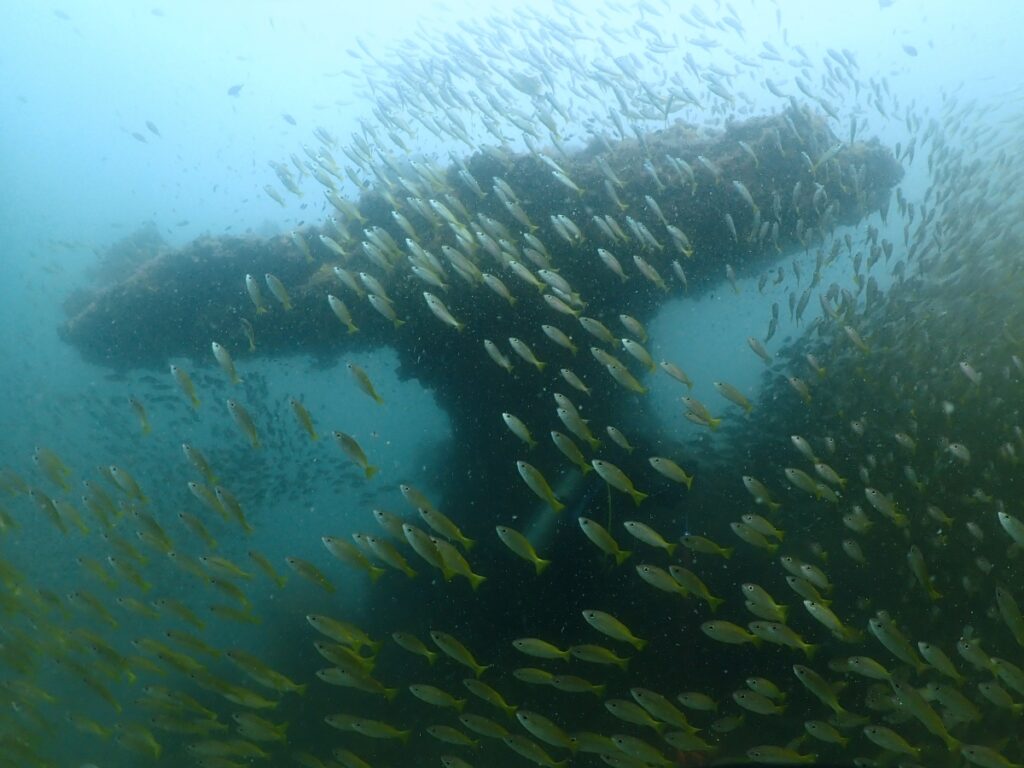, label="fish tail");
[709,417,722,431]
[666,542,678,555]
[426,651,437,665]
[535,558,551,575]
[385,688,398,702]
[369,566,386,583]
[709,596,725,612]
[462,537,475,551]
[393,318,406,329]
[296,683,308,695]
[402,566,418,579]
[551,498,566,513]
[580,463,592,475]
[632,637,648,651]
[469,573,487,591]
[475,664,492,679]
[256,306,268,314]
[631,490,648,506]
[365,465,379,479]
[615,550,632,566]
[348,324,359,334]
